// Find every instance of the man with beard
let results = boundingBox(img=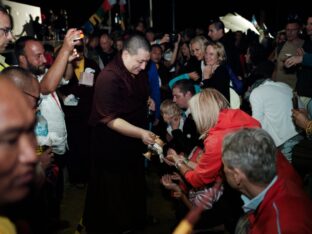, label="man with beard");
[14,29,81,230]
